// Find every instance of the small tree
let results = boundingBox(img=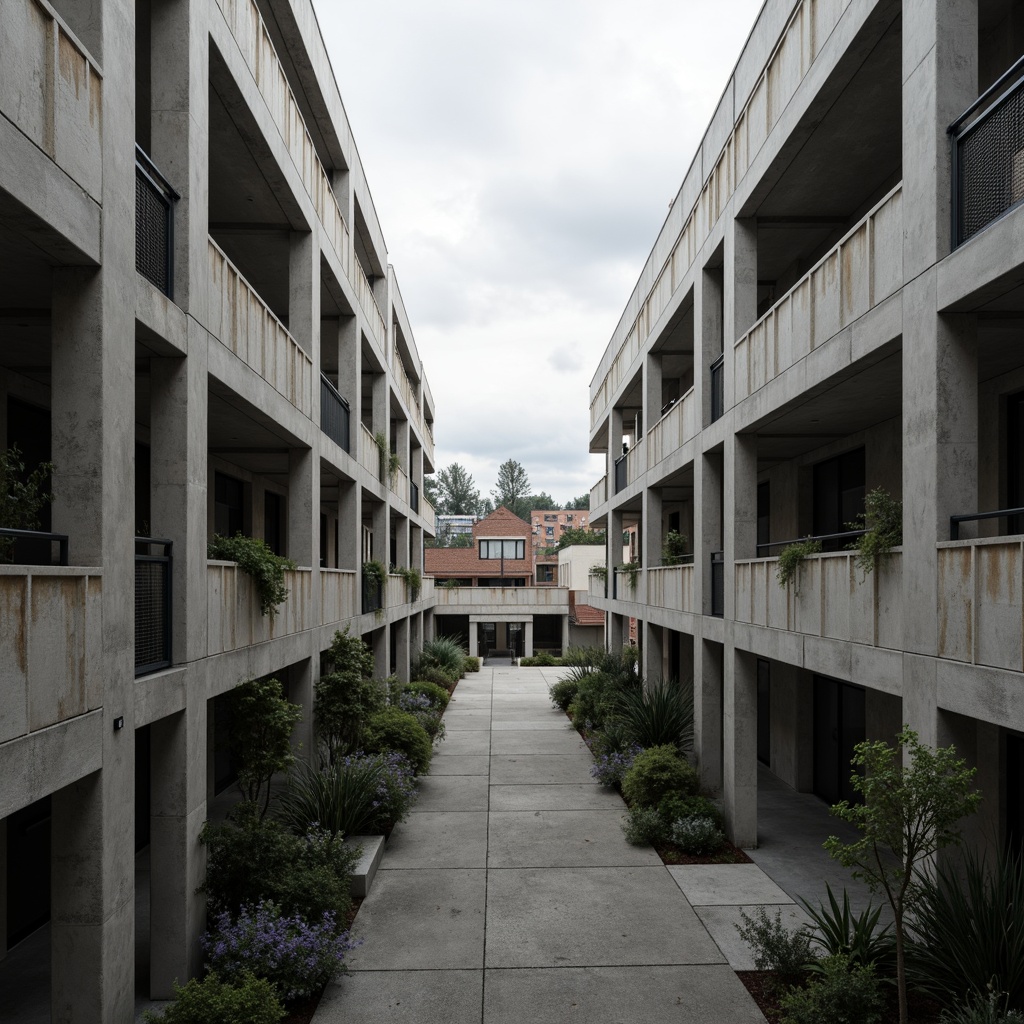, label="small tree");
[314,628,381,764]
[824,727,981,1024]
[0,445,53,562]
[228,677,301,817]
